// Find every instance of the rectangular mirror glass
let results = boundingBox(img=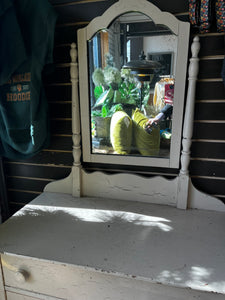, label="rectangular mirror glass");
[88,13,177,160]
